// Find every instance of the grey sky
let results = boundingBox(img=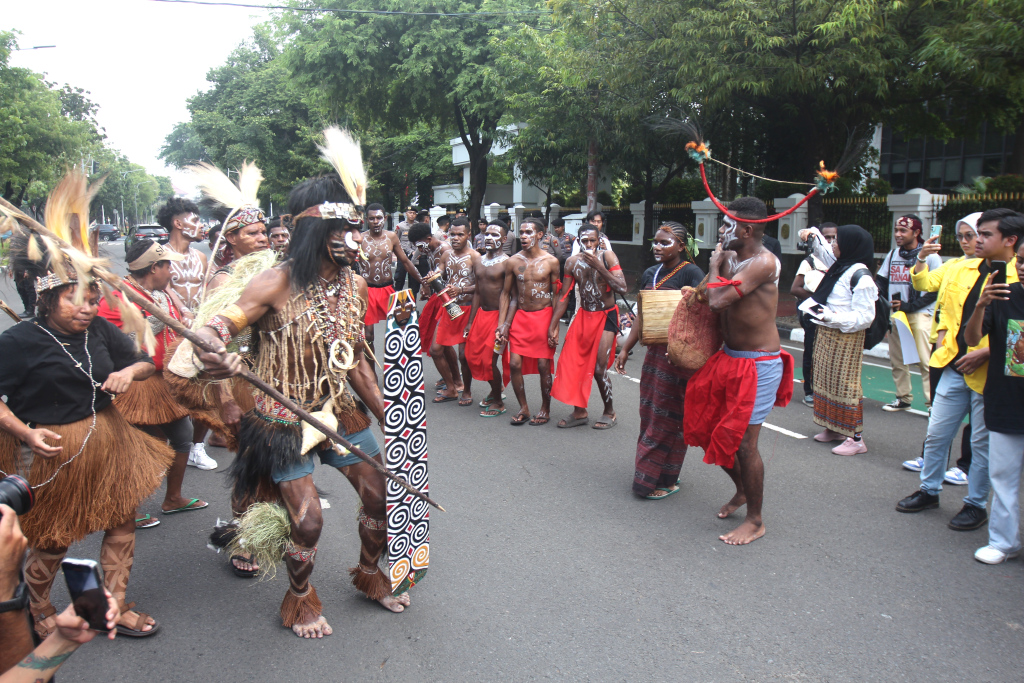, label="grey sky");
[6,0,266,194]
